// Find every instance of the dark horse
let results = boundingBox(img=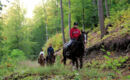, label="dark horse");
[46,53,55,65]
[63,31,88,69]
